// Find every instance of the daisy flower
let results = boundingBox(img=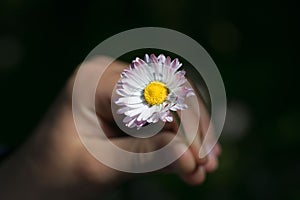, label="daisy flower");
[115,54,195,129]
